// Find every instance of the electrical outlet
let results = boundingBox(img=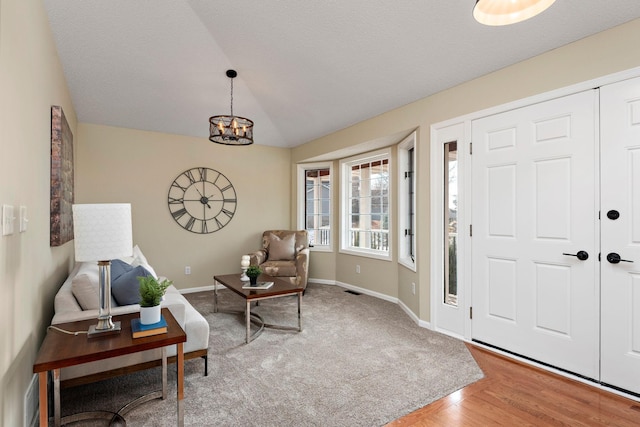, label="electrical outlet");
[185,266,191,275]
[356,265,360,274]
[411,282,416,295]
